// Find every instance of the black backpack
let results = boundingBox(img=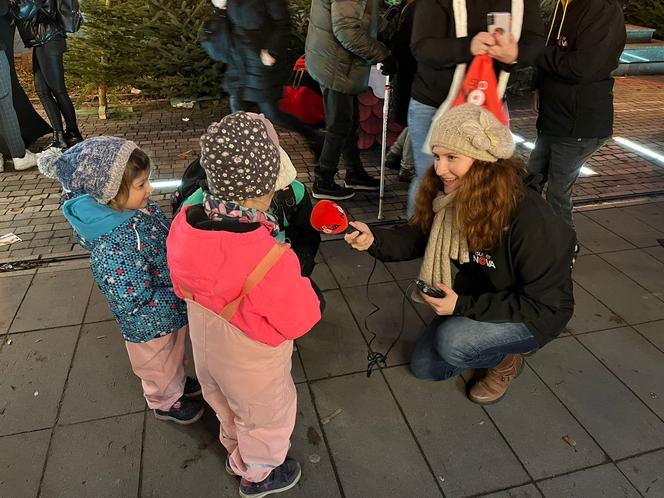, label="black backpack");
[170,158,207,216]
